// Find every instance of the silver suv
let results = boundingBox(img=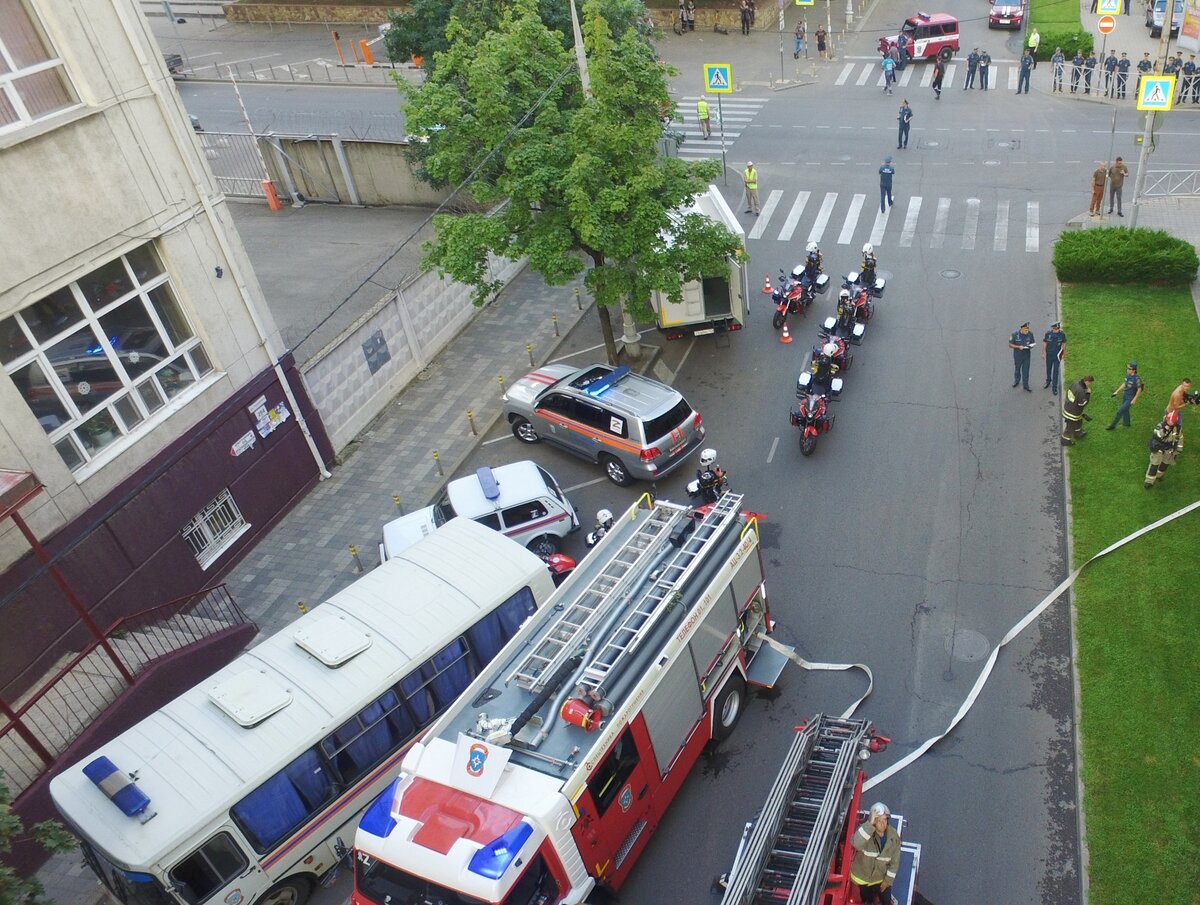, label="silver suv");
[502,364,706,486]
[1146,0,1182,36]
